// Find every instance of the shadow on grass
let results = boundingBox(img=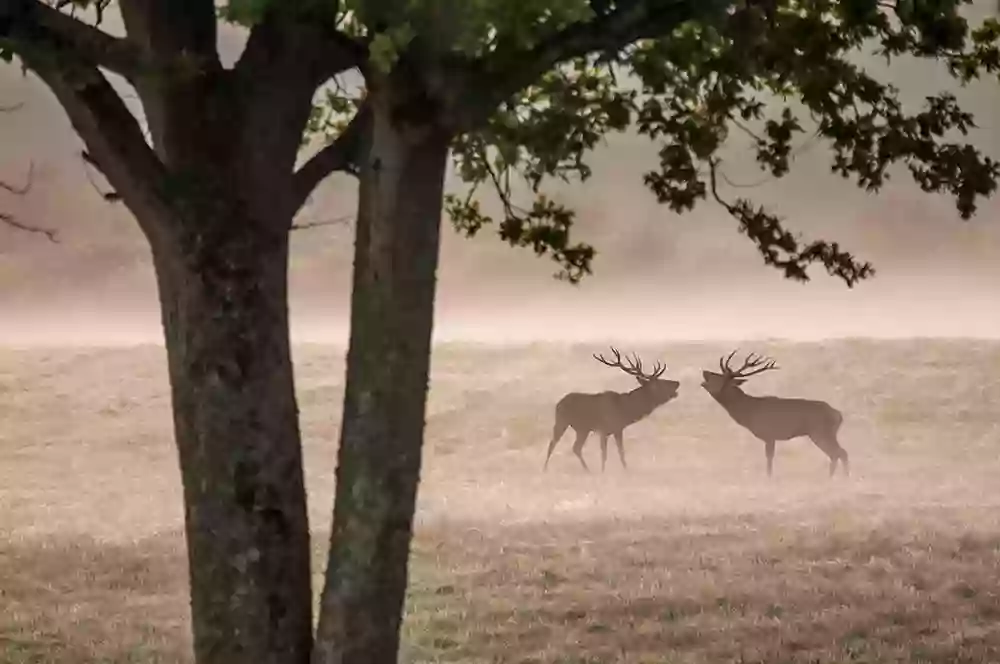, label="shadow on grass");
[3,510,1000,663]
[403,512,1000,664]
